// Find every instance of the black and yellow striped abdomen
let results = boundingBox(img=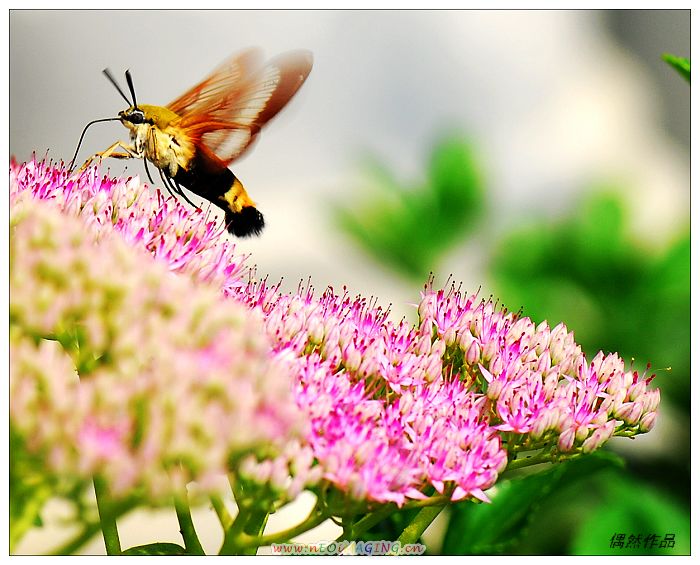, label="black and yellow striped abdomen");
[174,149,265,237]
